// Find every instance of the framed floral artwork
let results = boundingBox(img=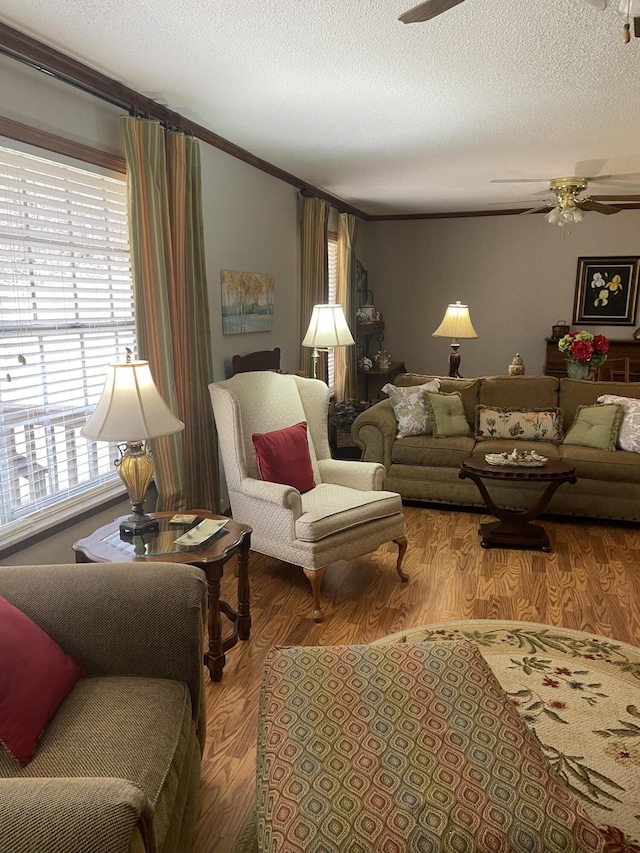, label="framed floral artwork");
[573,256,640,325]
